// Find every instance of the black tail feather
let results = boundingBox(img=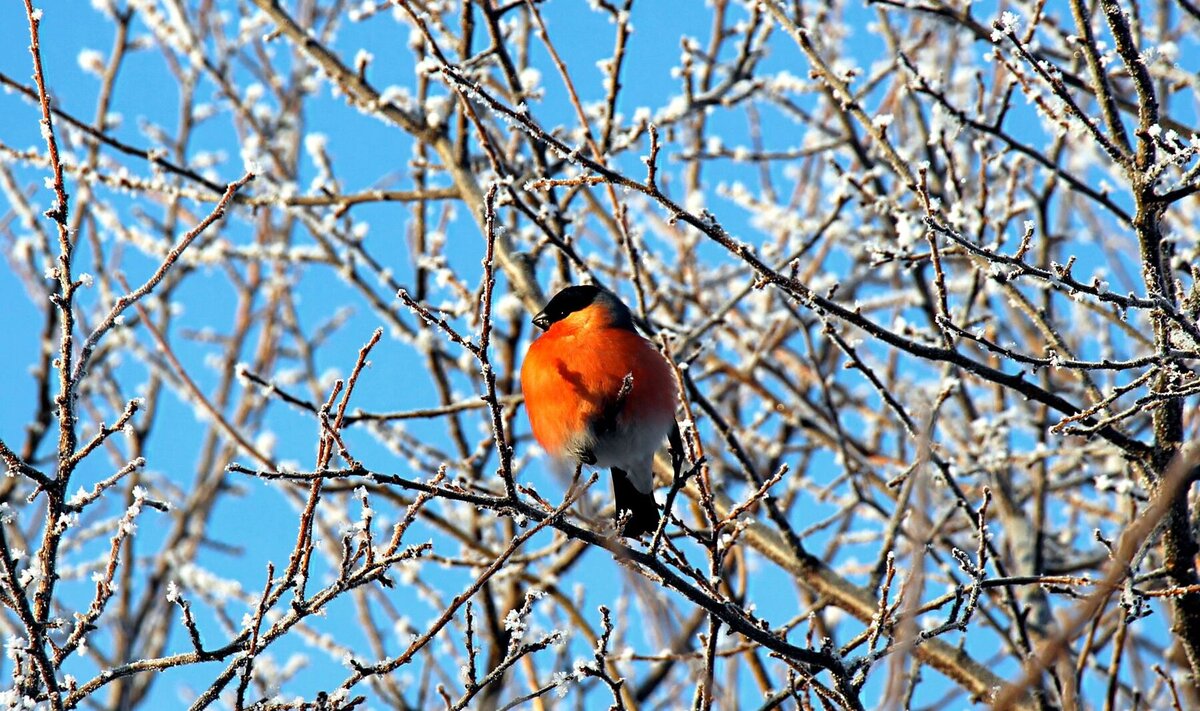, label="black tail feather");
[610,467,659,537]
